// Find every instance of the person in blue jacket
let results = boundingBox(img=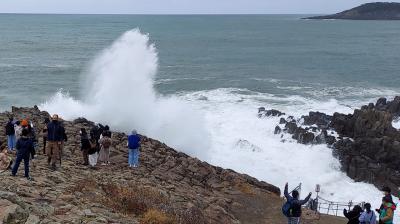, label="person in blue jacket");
[284,183,312,224]
[127,130,141,168]
[11,128,34,180]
